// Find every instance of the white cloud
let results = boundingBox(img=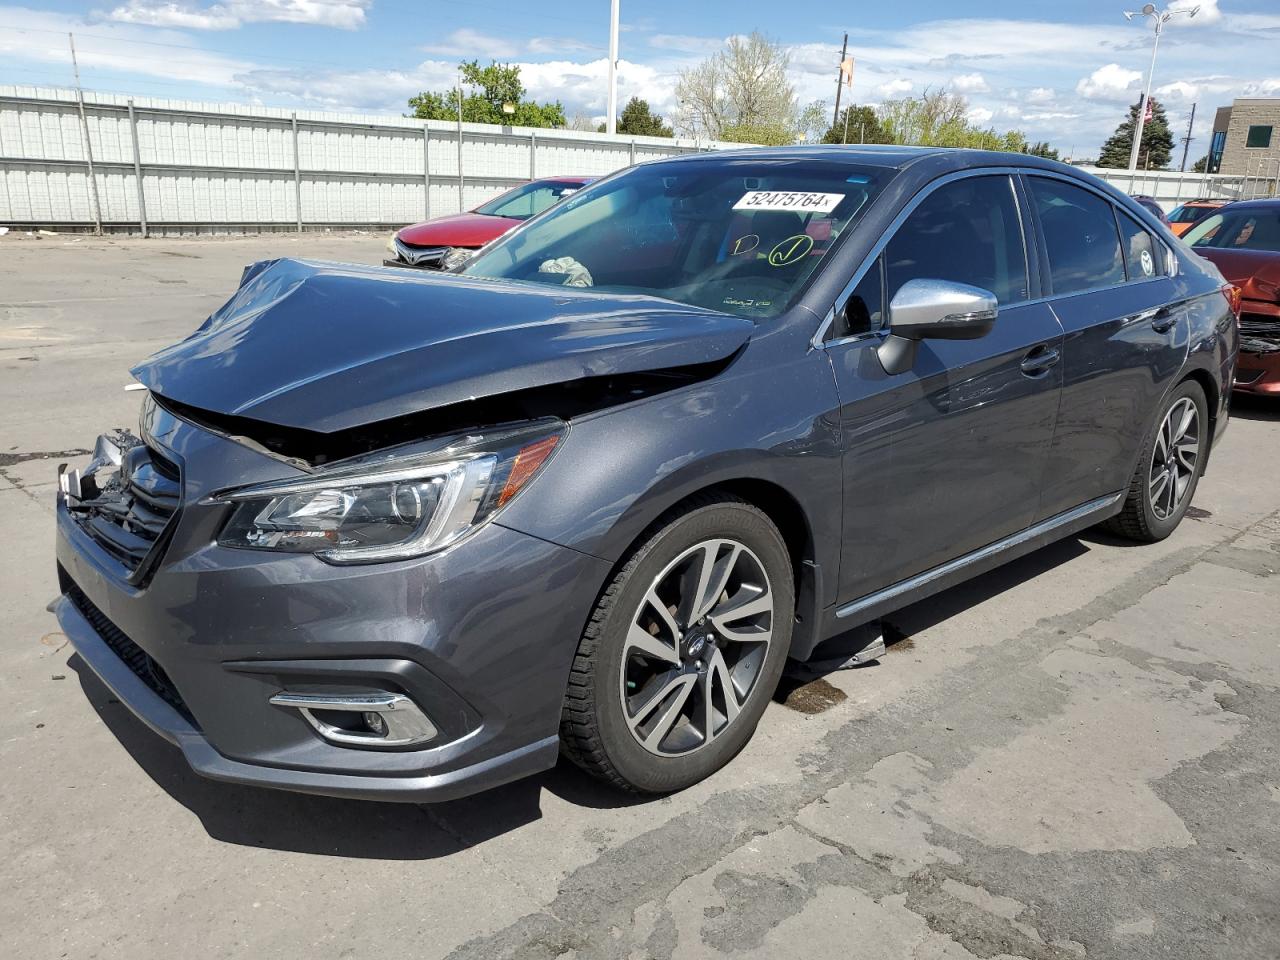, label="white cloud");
[528,36,603,56]
[106,0,370,31]
[1076,63,1142,101]
[967,106,993,125]
[422,28,520,59]
[1155,79,1198,102]
[875,78,913,97]
[1027,87,1055,103]
[952,72,989,93]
